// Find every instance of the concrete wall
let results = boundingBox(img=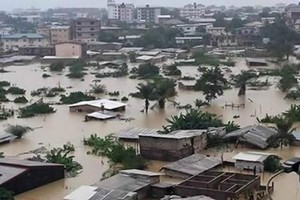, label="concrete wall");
[55,43,83,58]
[51,28,71,44]
[3,38,49,51]
[235,160,264,172]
